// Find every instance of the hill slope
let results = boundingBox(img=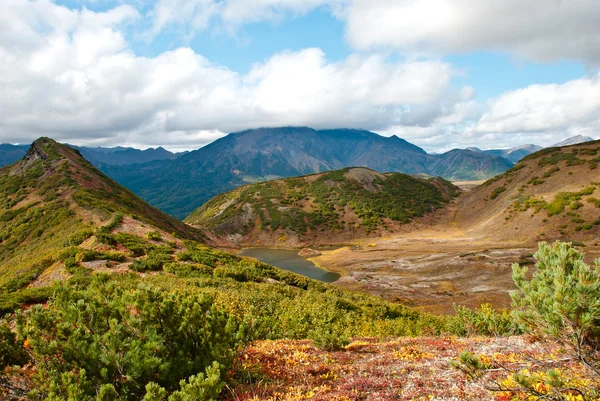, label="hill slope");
[103,127,506,218]
[185,167,459,247]
[0,138,202,303]
[456,140,600,243]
